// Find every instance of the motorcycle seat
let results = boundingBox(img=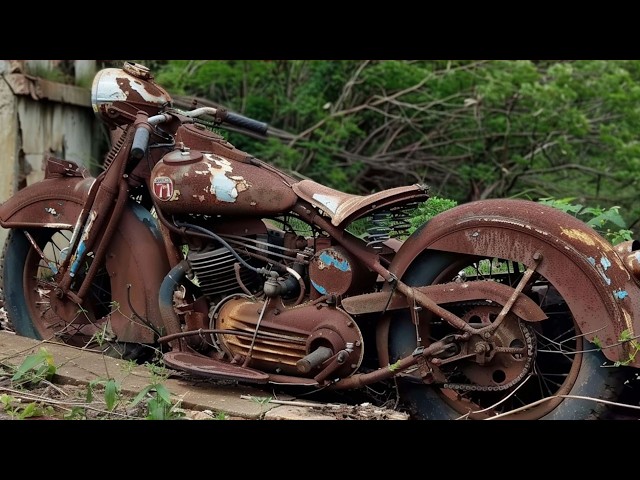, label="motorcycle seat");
[292,179,429,228]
